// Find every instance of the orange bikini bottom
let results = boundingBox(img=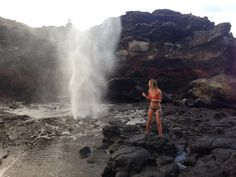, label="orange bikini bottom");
[149,103,161,112]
